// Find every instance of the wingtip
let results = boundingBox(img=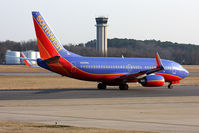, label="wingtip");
[155,52,159,57]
